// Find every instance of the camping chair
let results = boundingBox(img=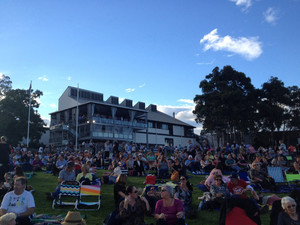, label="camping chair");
[76,181,101,210]
[284,171,300,186]
[238,171,251,184]
[267,167,285,183]
[52,181,80,209]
